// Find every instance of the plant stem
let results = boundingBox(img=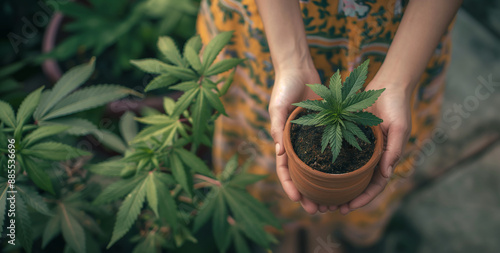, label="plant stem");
[194,174,221,187]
